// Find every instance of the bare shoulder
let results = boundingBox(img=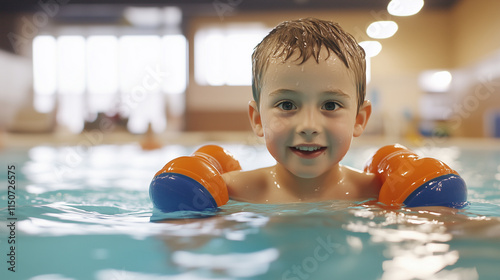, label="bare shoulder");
[342,165,382,199]
[222,167,272,202]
